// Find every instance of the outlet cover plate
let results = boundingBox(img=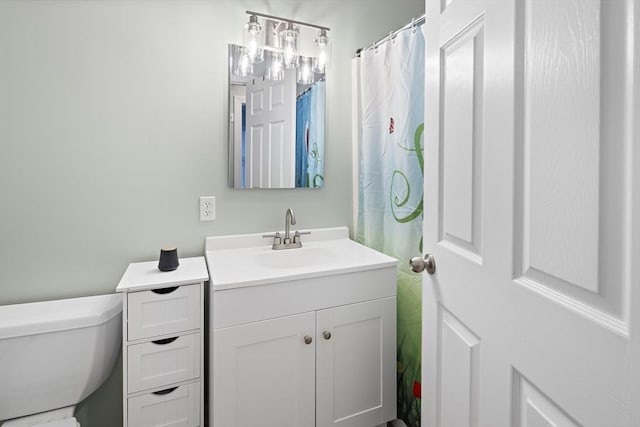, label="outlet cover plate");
[200,196,216,221]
